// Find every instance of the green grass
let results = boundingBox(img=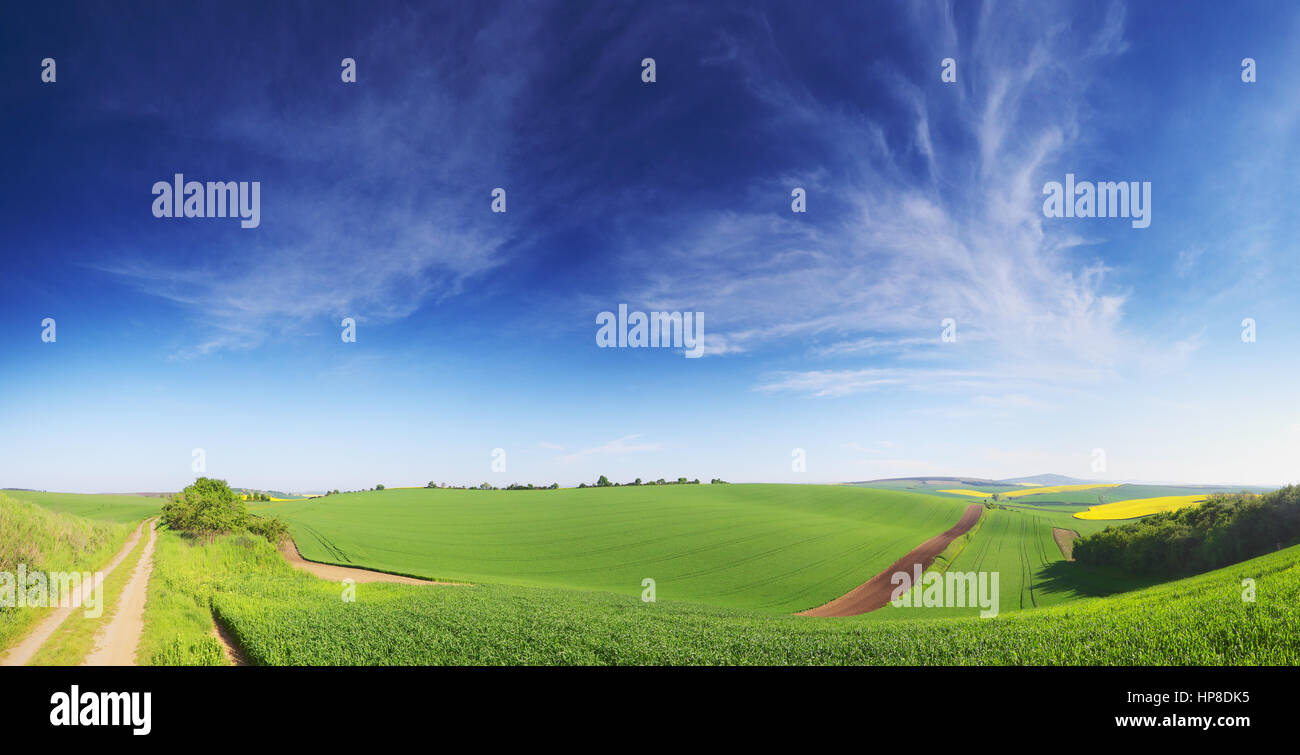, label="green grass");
[0,494,132,652]
[2,490,162,523]
[138,528,257,666]
[26,520,151,666]
[992,504,1112,536]
[174,529,1300,665]
[254,484,971,613]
